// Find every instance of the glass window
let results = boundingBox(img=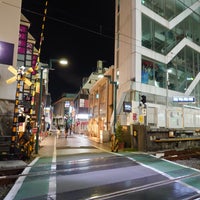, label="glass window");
[141,0,198,20]
[142,14,153,49]
[142,58,166,88]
